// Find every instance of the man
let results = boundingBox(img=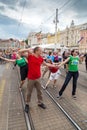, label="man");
[84,53,87,72]
[19,47,58,113]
